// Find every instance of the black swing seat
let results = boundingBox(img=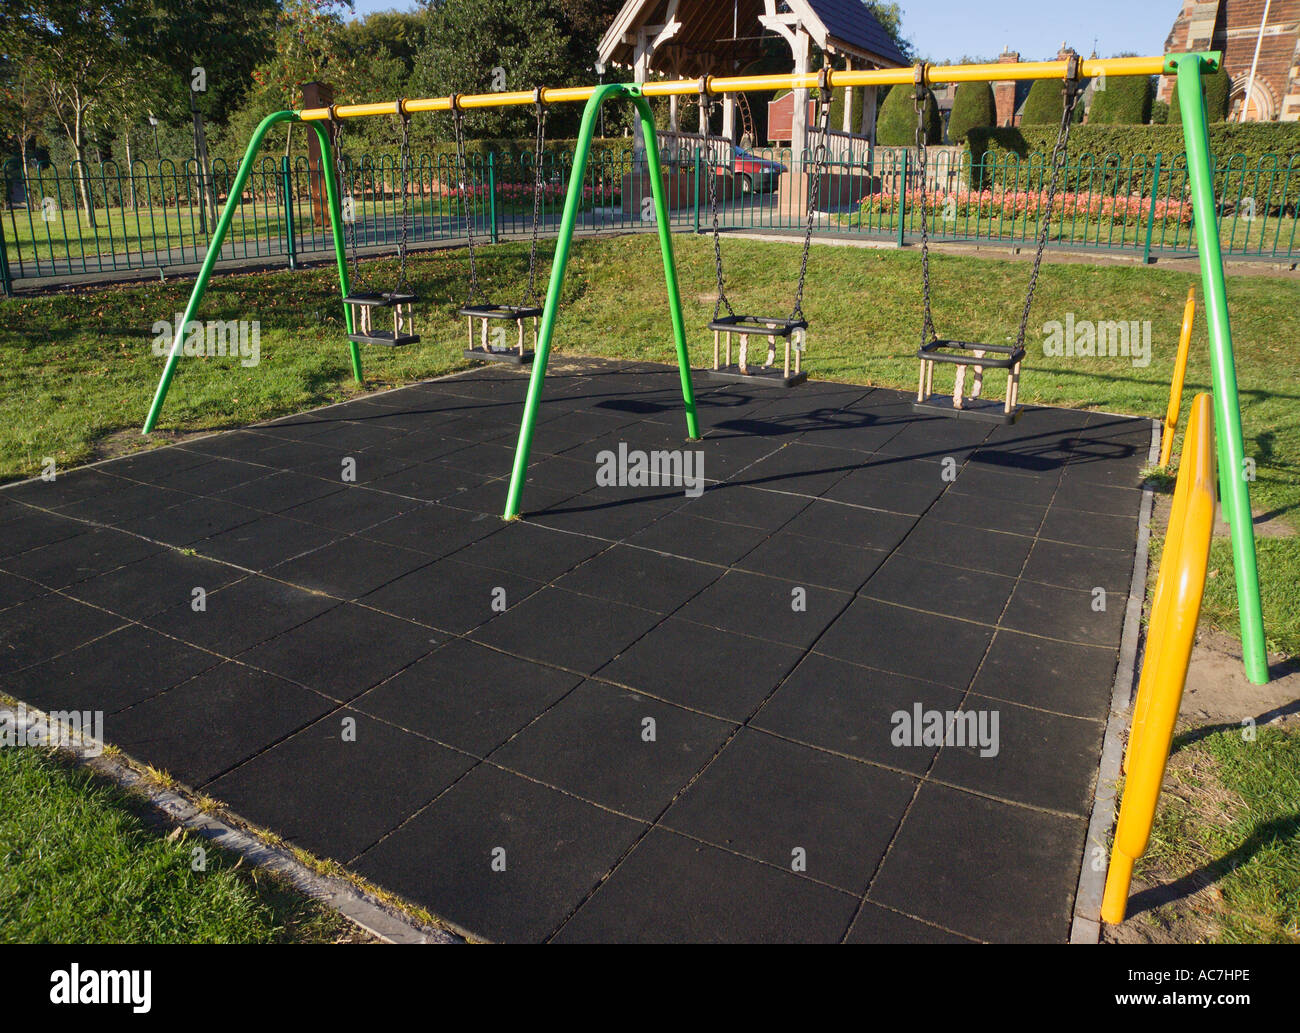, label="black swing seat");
[916,339,1025,368]
[459,303,544,322]
[708,314,808,337]
[345,291,420,348]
